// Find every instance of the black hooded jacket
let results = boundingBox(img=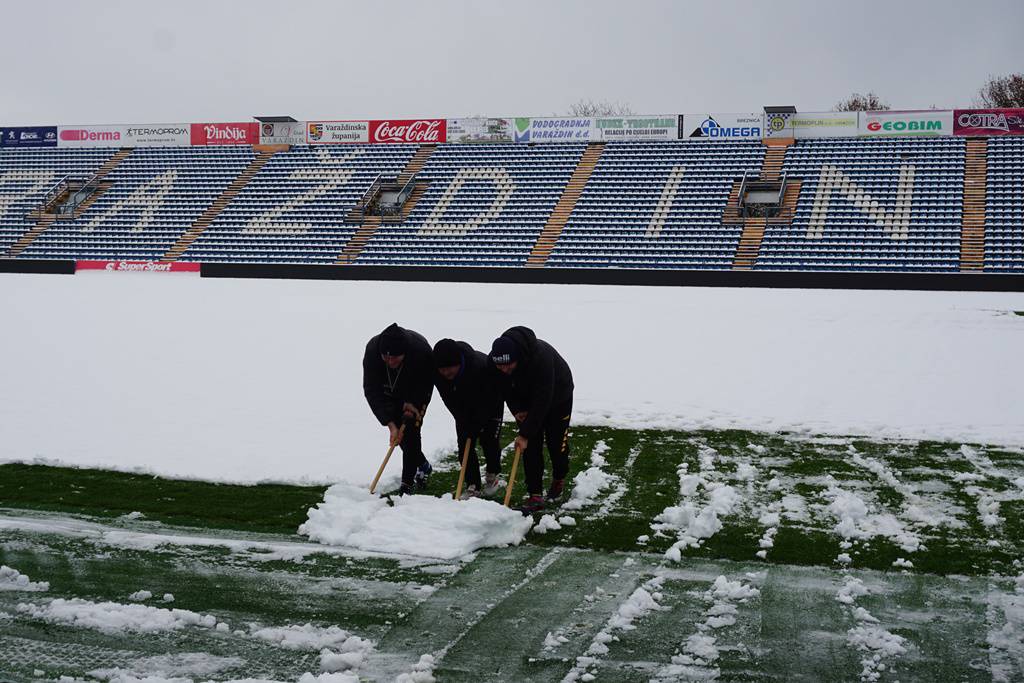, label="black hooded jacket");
[492,326,573,438]
[362,324,434,426]
[434,341,503,433]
